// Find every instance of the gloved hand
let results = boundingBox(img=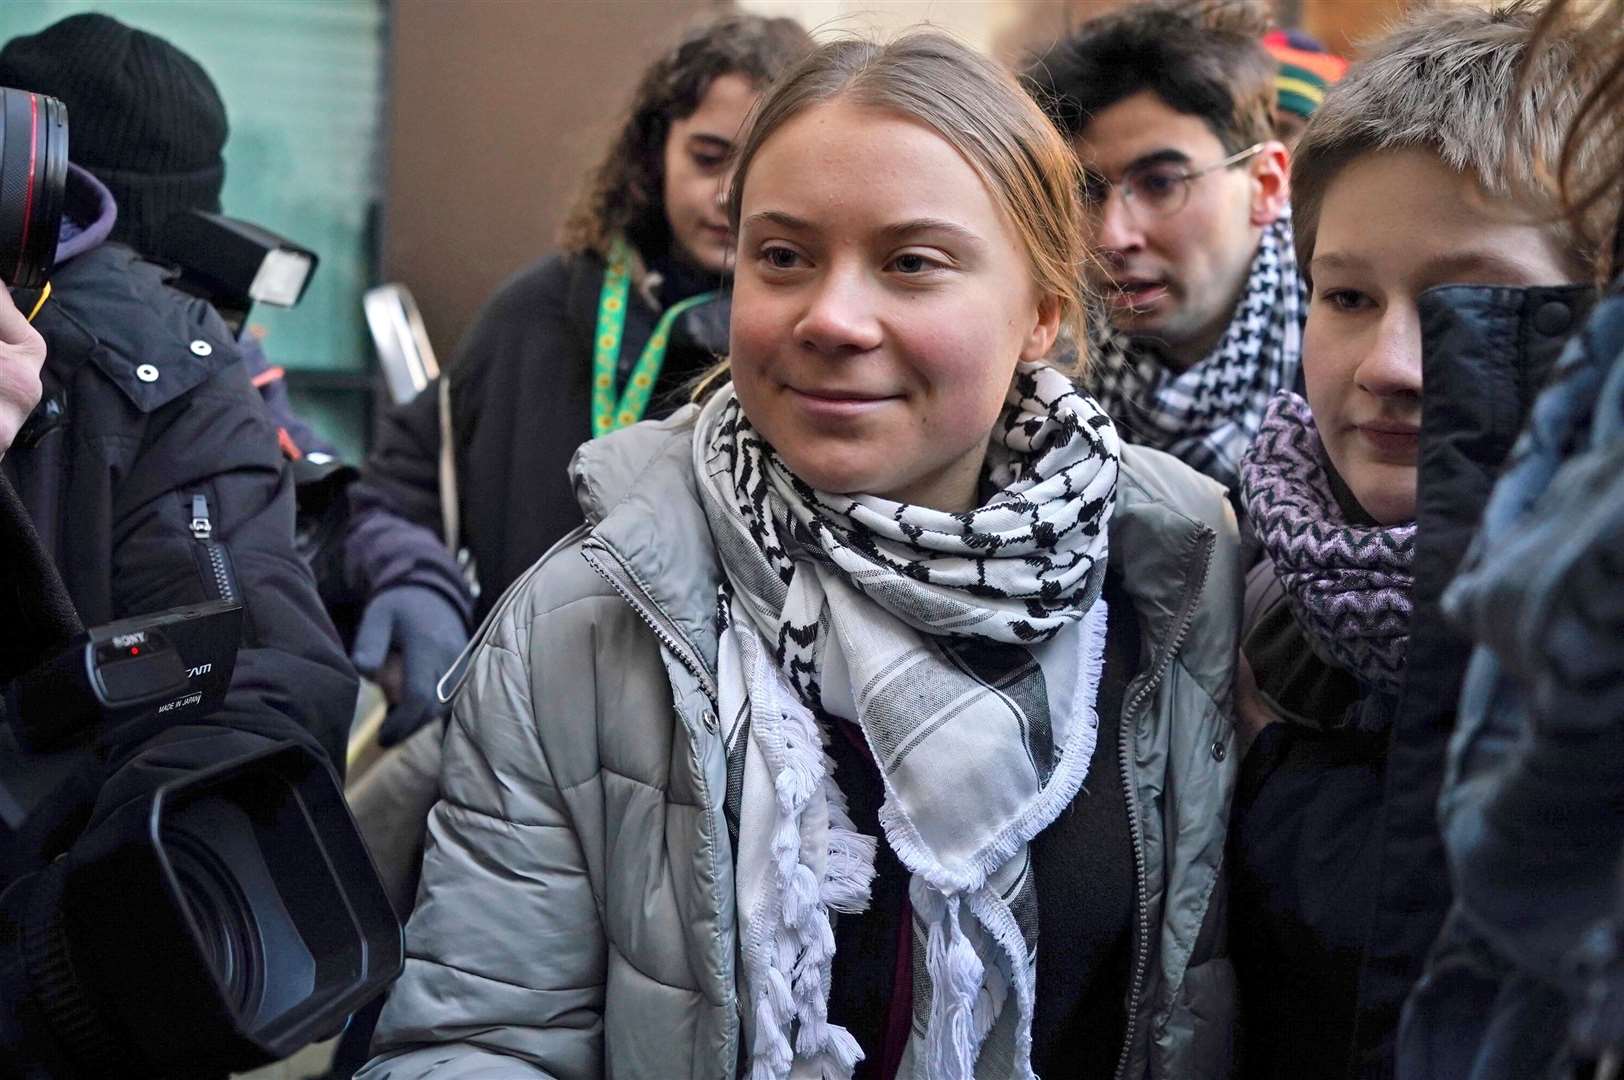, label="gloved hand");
[351,585,469,747]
